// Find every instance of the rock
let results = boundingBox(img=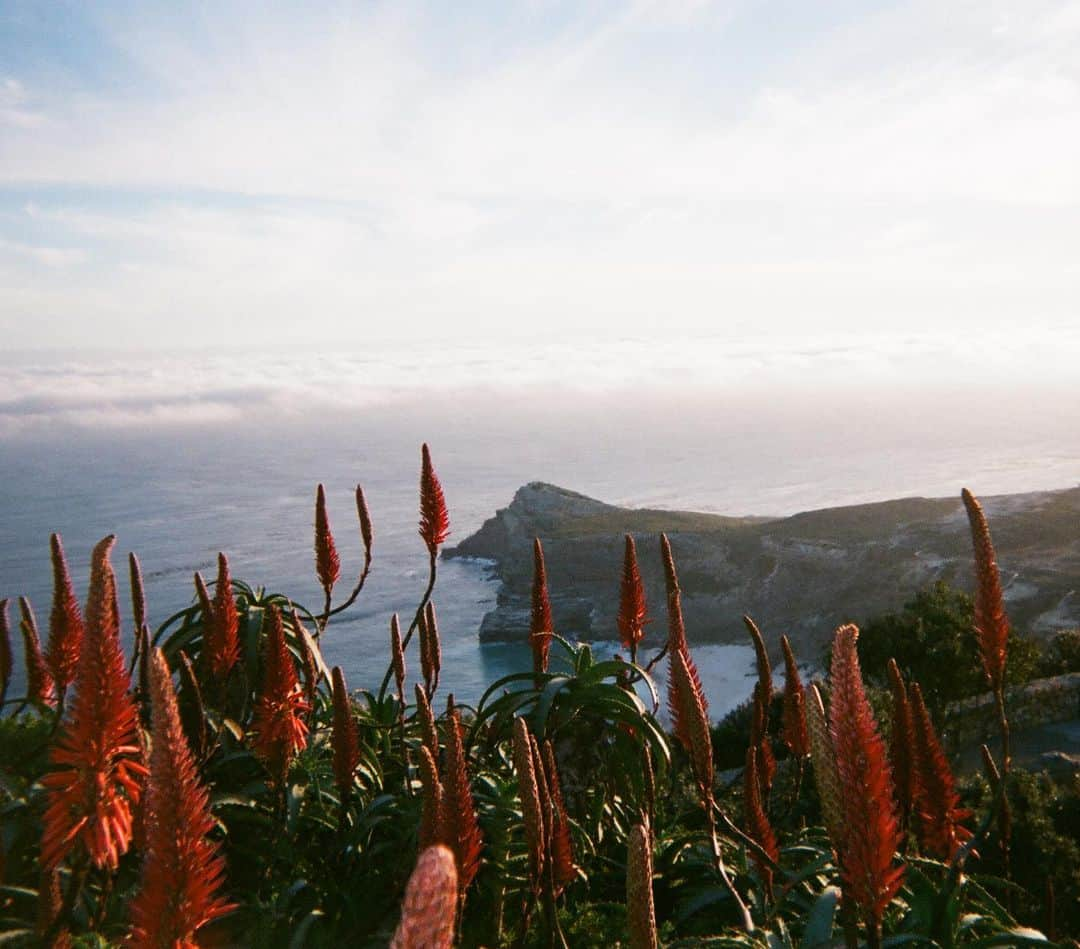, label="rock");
[446,483,1080,659]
